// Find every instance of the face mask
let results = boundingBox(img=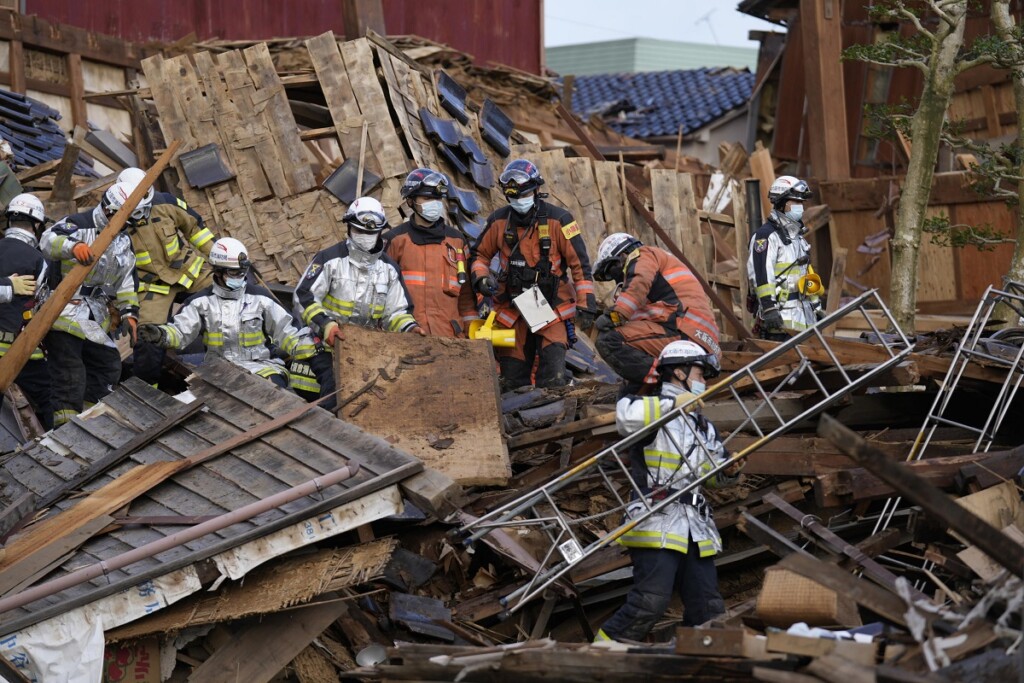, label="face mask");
[350,231,379,251]
[689,380,706,396]
[785,203,804,222]
[417,200,445,223]
[509,196,535,215]
[225,276,246,291]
